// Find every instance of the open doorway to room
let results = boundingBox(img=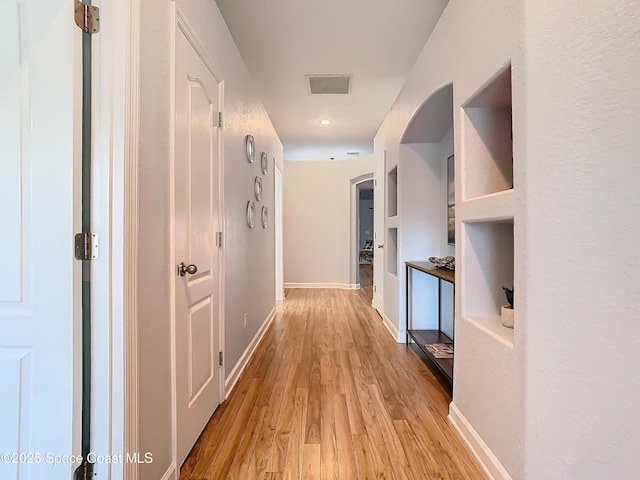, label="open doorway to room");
[357,180,375,303]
